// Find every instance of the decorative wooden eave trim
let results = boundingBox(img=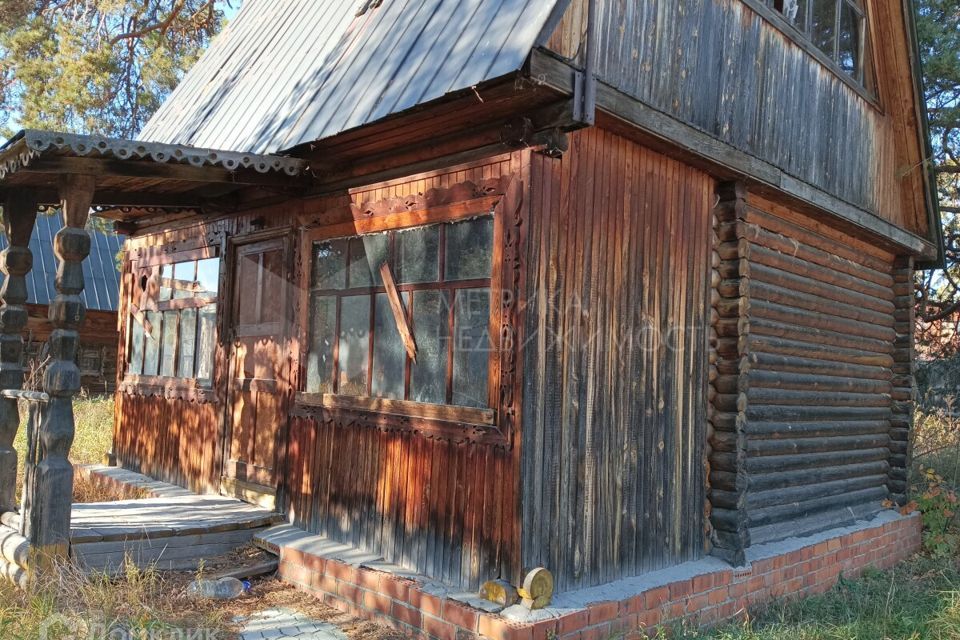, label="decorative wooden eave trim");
[527,49,939,262]
[0,129,307,180]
